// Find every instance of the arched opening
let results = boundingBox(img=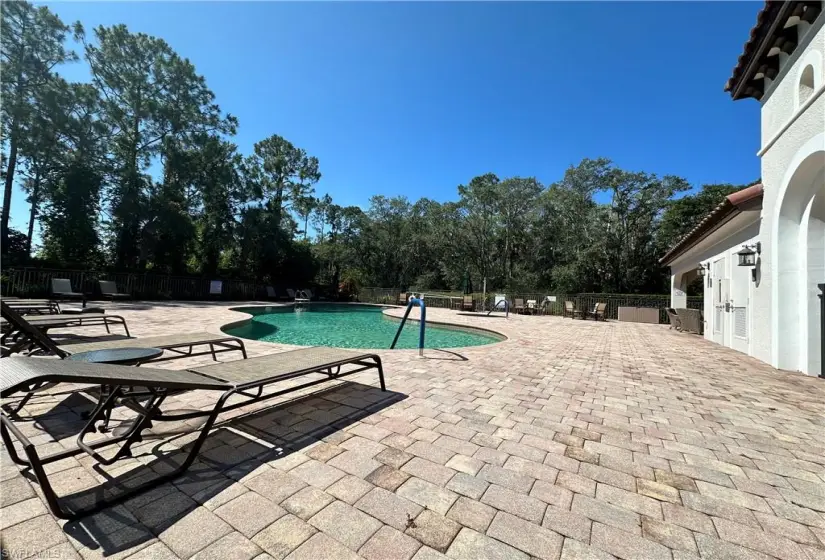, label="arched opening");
[804,191,825,375]
[798,64,815,106]
[776,147,825,375]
